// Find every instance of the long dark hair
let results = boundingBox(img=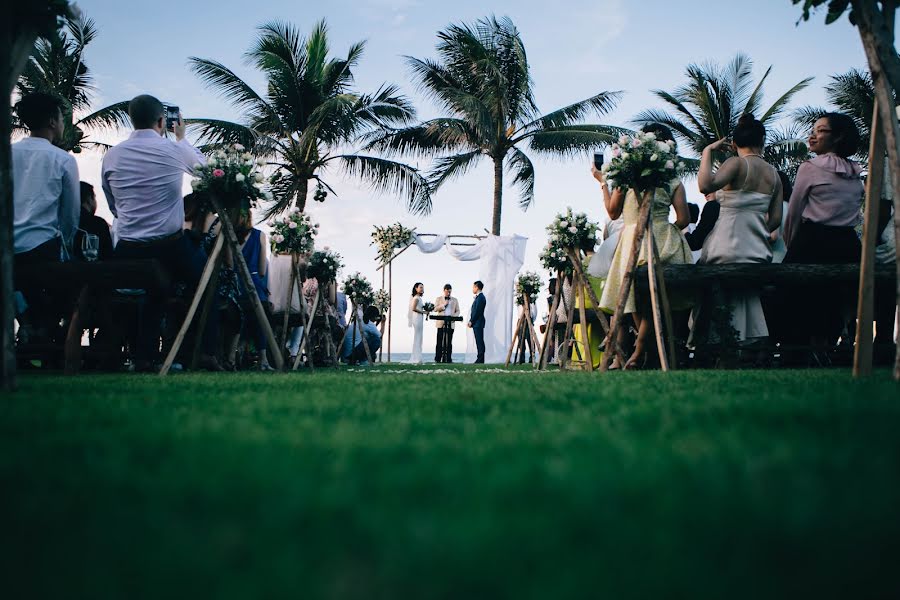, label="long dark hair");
[821,112,860,158]
[411,282,423,296]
